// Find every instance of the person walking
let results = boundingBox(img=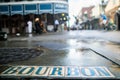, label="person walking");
[54,19,59,32]
[100,13,107,30]
[27,20,32,34]
[35,18,43,34]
